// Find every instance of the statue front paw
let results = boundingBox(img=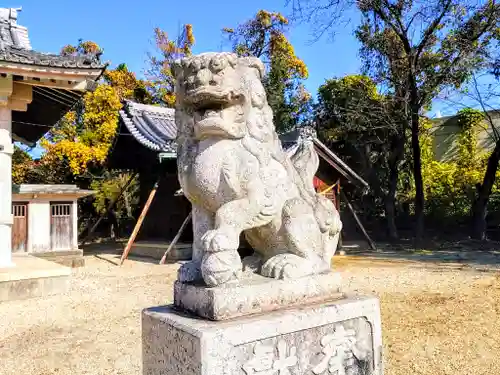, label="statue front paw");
[201,227,240,253]
[201,251,242,287]
[261,254,330,279]
[177,261,203,283]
